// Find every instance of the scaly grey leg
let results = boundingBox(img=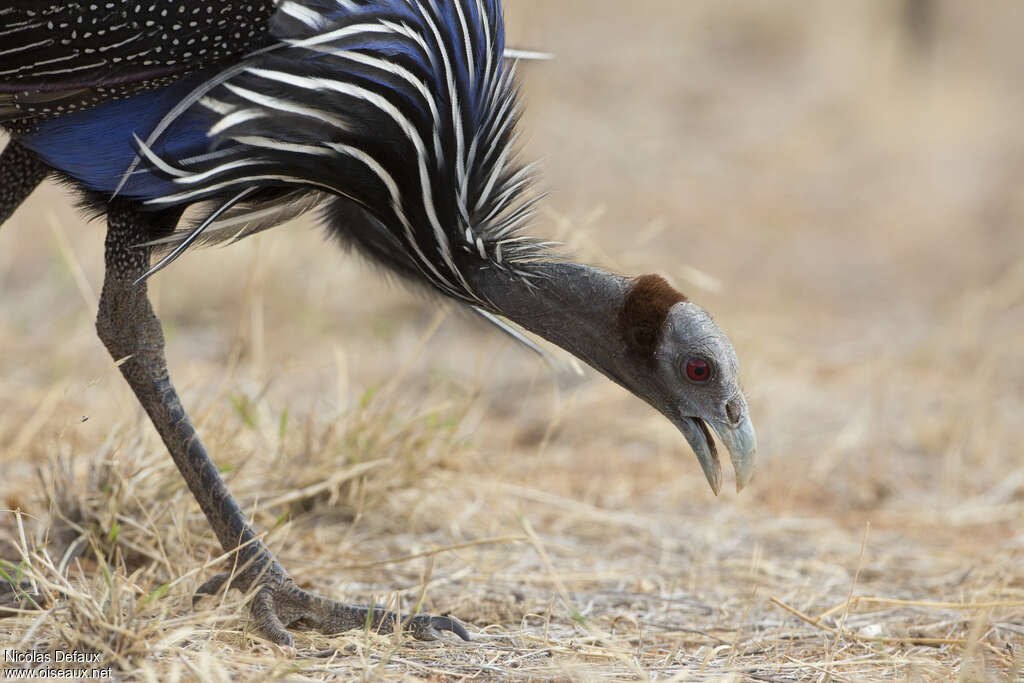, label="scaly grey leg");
[0,140,49,226]
[96,200,468,646]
